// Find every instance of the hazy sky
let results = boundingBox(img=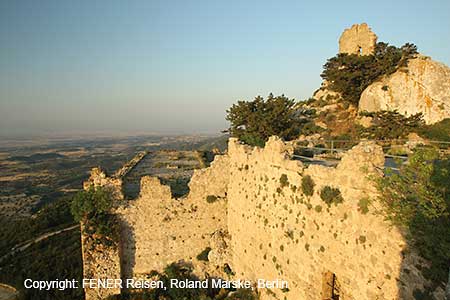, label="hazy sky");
[1,0,449,137]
